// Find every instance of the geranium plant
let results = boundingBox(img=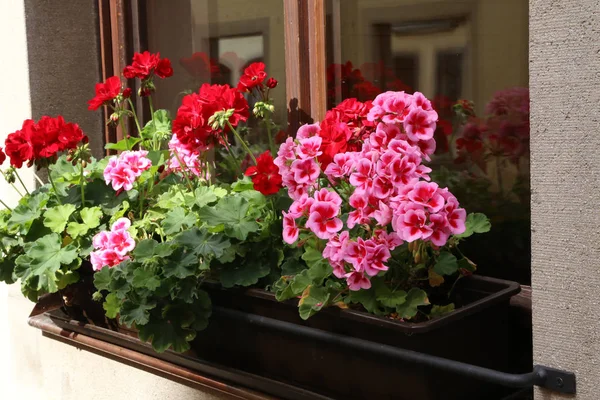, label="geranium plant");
[0,50,489,353]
